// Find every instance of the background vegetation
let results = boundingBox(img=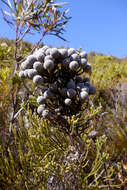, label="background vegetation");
[0,38,127,189]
